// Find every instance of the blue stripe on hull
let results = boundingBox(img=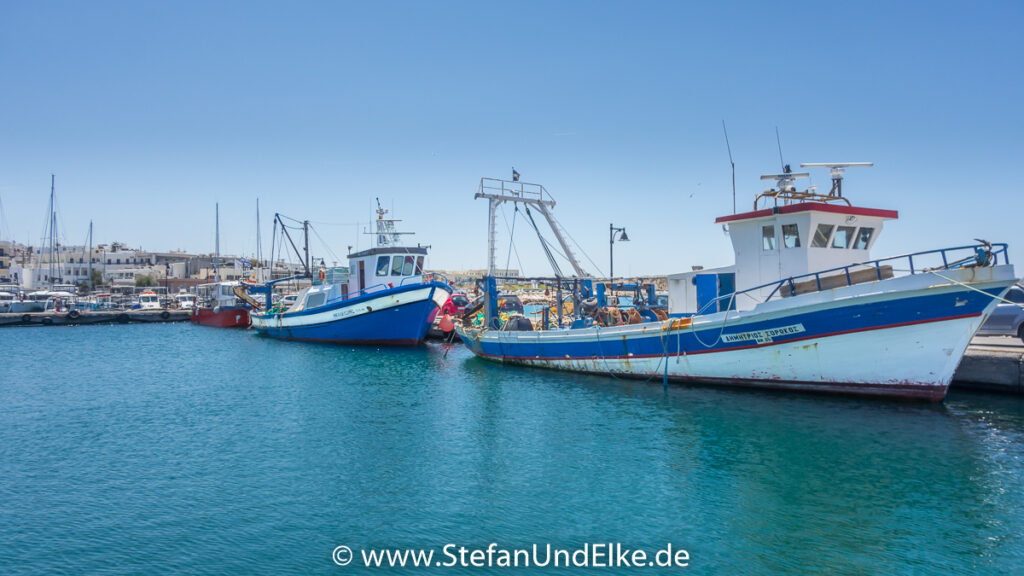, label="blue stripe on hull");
[463,286,1001,360]
[254,295,438,346]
